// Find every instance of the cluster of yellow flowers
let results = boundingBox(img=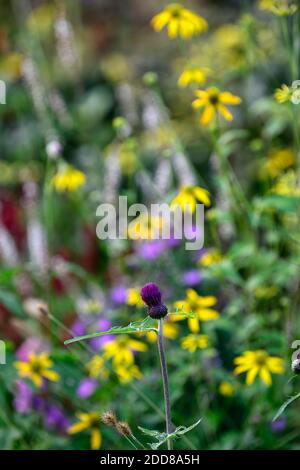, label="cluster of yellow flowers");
[151,4,242,126]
